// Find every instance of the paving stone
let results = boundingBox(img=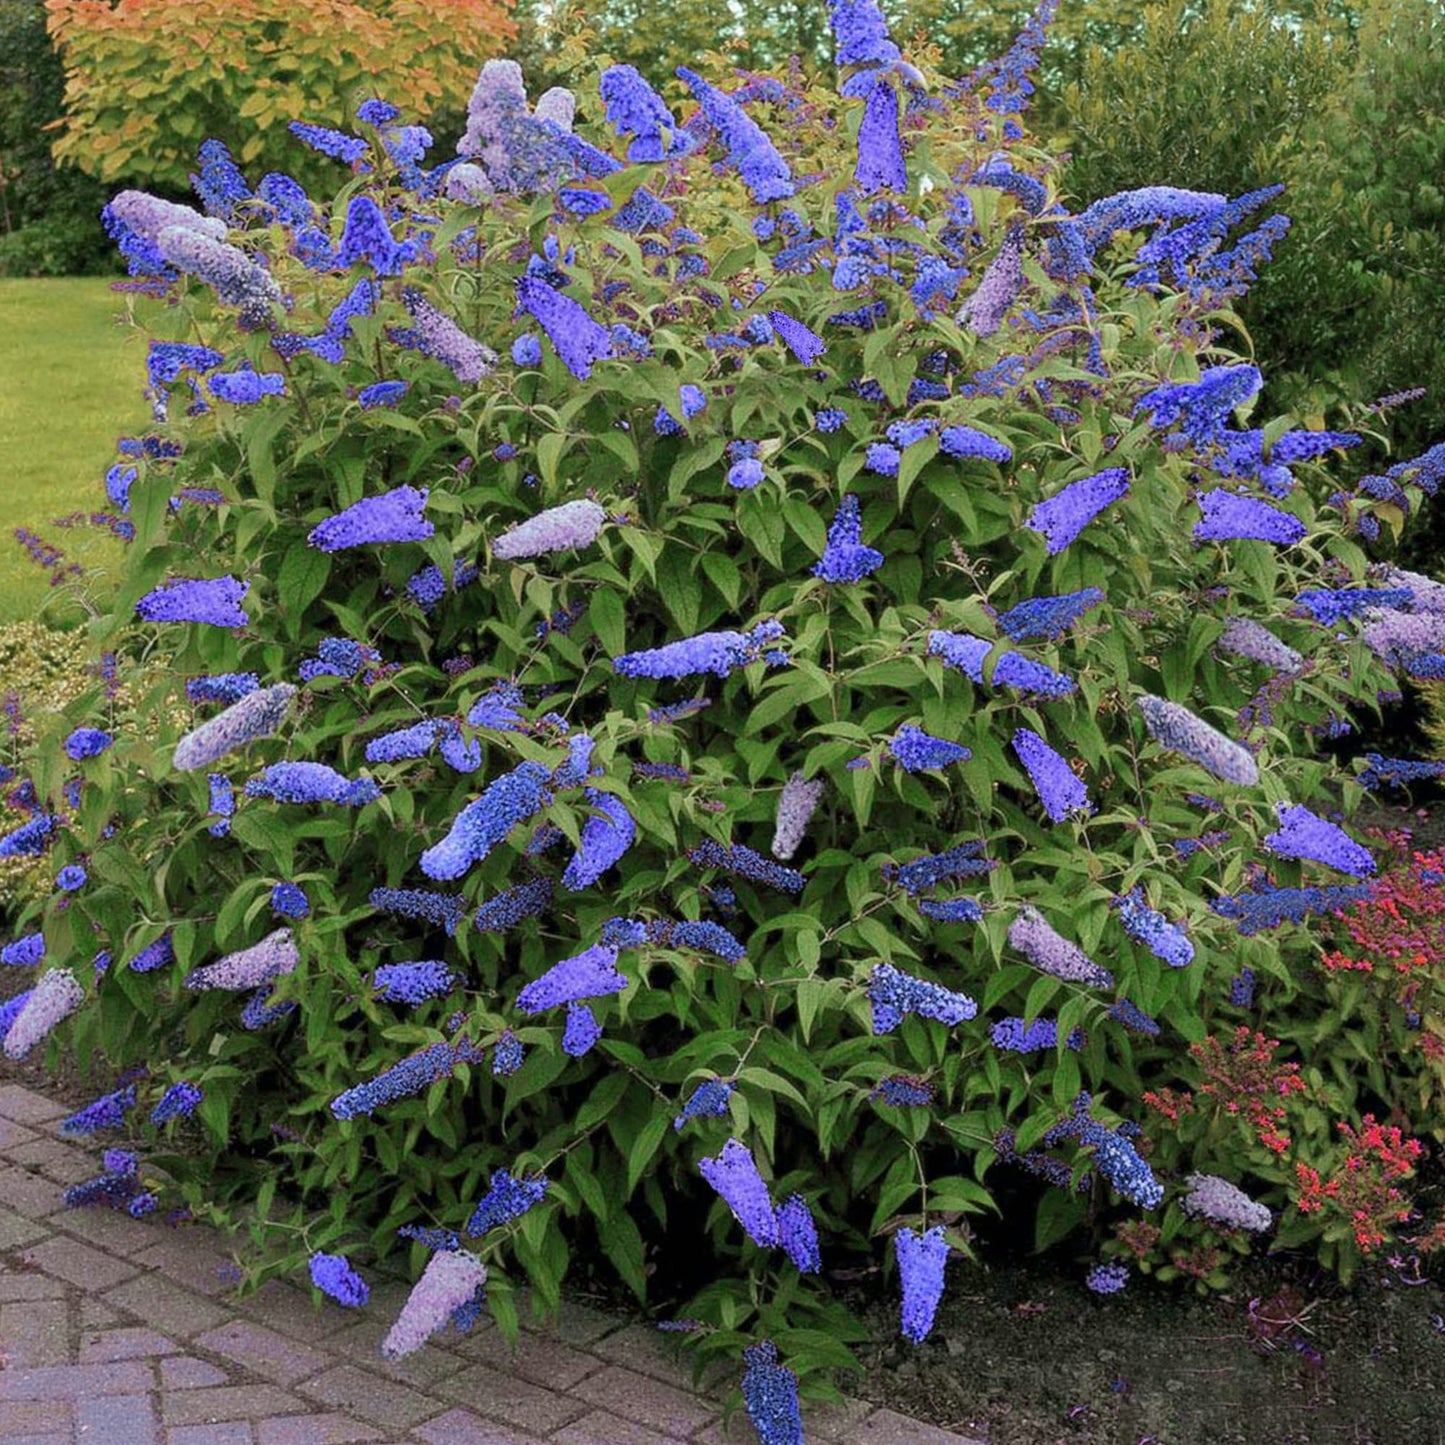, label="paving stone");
[850,1408,989,1445]
[321,1315,471,1388]
[254,1415,385,1444]
[512,1289,622,1348]
[0,1360,155,1400]
[3,1433,72,1445]
[81,1326,185,1362]
[161,1385,306,1427]
[20,1234,140,1291]
[568,1364,715,1440]
[0,1298,71,1367]
[131,1234,242,1297]
[76,1392,160,1443]
[233,1279,359,1341]
[299,1364,447,1432]
[0,1166,64,1217]
[0,1115,38,1147]
[0,1085,67,1125]
[0,1401,75,1435]
[168,1424,254,1444]
[587,1323,697,1390]
[0,1206,50,1250]
[410,1409,548,1445]
[194,1319,331,1385]
[160,1356,231,1390]
[51,1203,165,1256]
[551,1409,689,1445]
[448,1322,602,1390]
[7,1138,97,1183]
[804,1397,878,1443]
[102,1275,231,1338]
[79,1298,122,1327]
[0,1270,67,1301]
[435,1362,587,1436]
